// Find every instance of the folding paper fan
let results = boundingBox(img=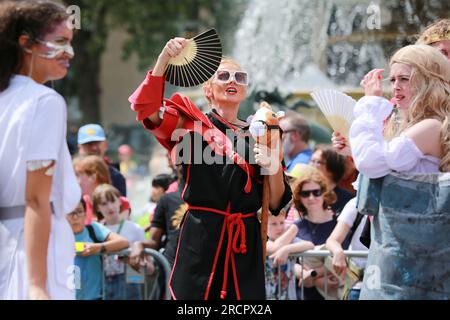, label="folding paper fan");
[310,89,356,139]
[164,28,222,87]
